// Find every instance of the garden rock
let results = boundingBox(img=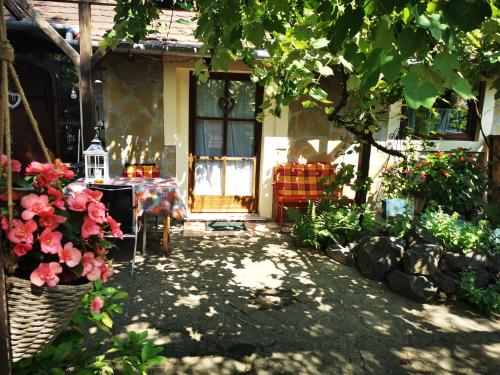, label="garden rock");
[405,227,441,249]
[403,244,442,275]
[473,269,491,288]
[440,252,489,273]
[429,272,458,295]
[325,245,354,267]
[486,253,500,279]
[387,271,437,302]
[356,236,405,280]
